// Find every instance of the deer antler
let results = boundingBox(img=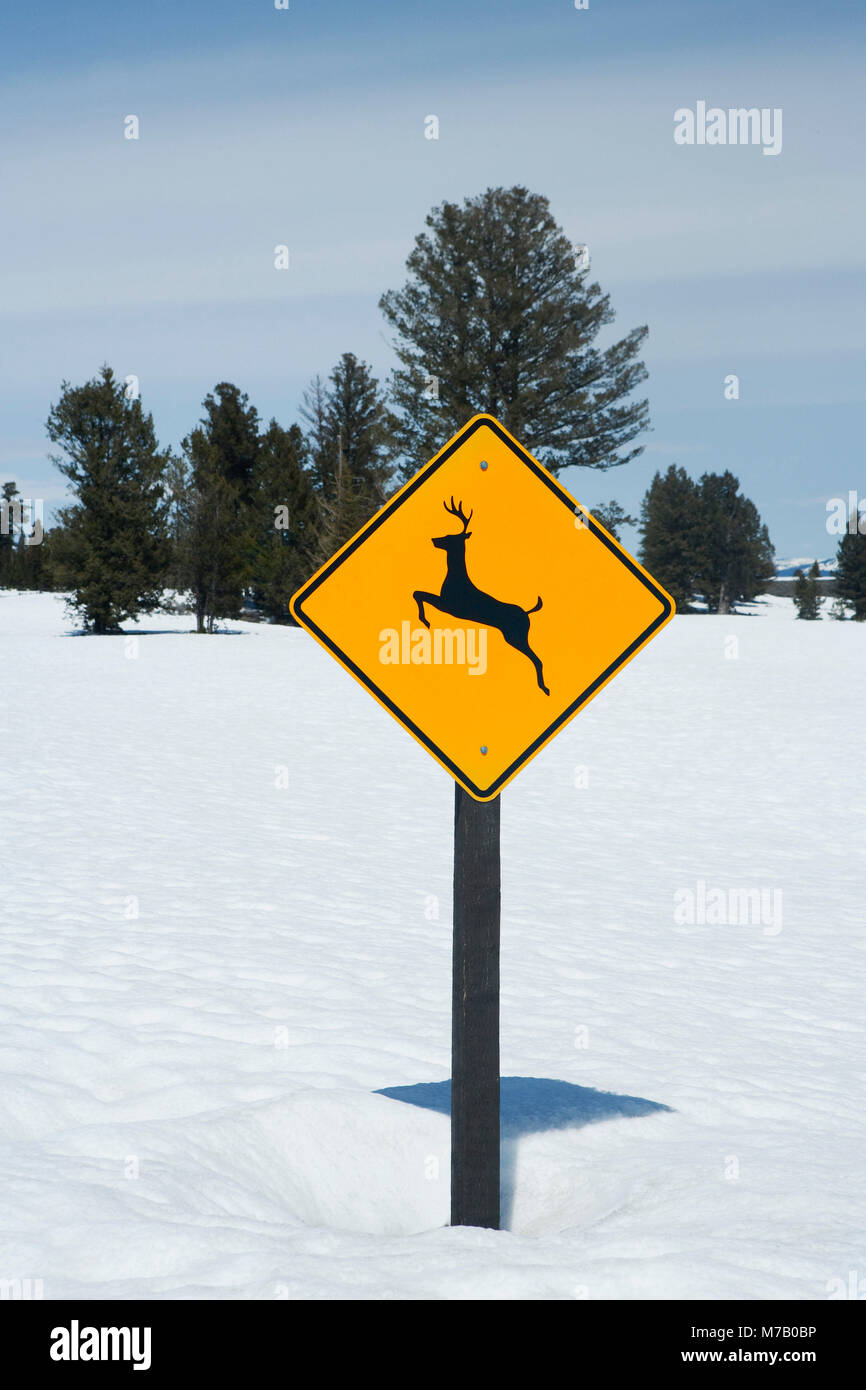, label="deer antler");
[444,497,473,531]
